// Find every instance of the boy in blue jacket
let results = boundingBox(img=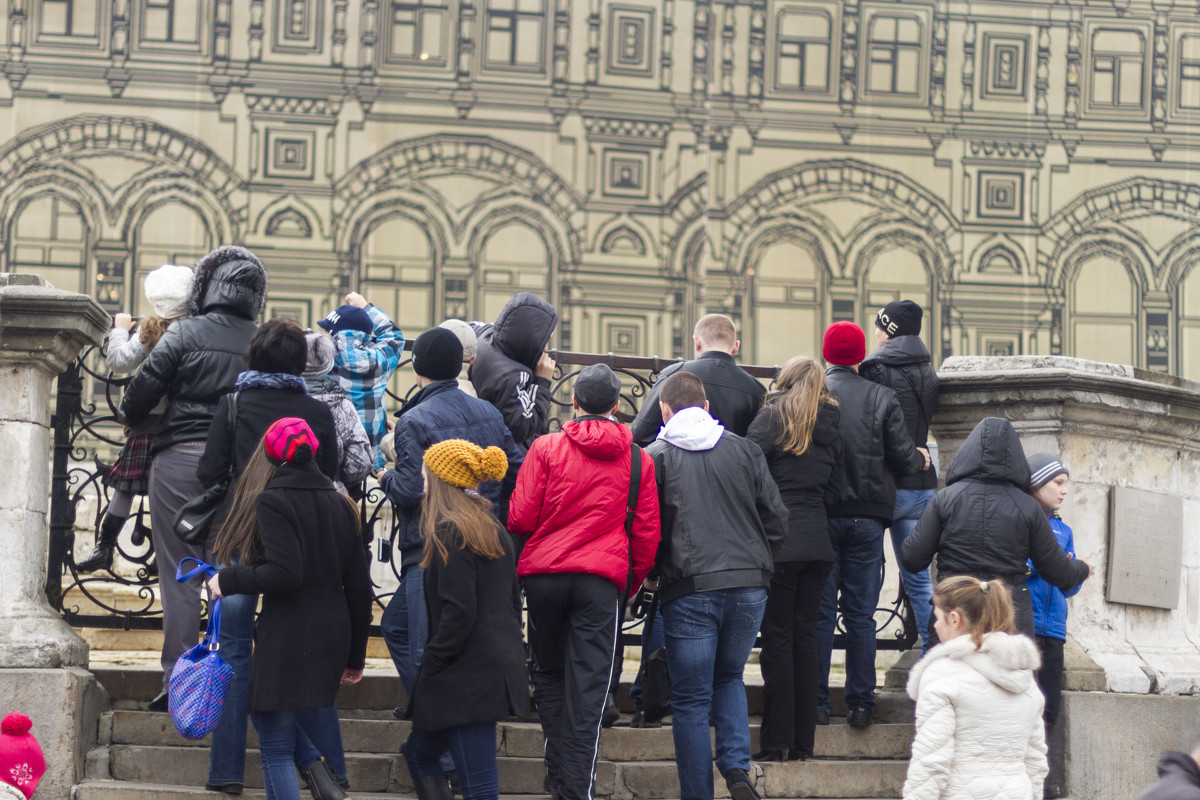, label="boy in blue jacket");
[1026,452,1083,800]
